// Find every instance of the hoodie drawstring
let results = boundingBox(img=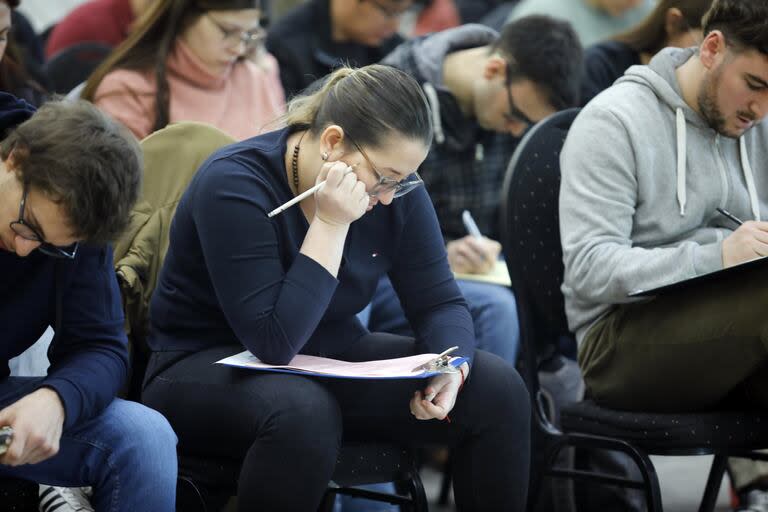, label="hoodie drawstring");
[676,108,687,215]
[675,107,760,221]
[422,82,445,145]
